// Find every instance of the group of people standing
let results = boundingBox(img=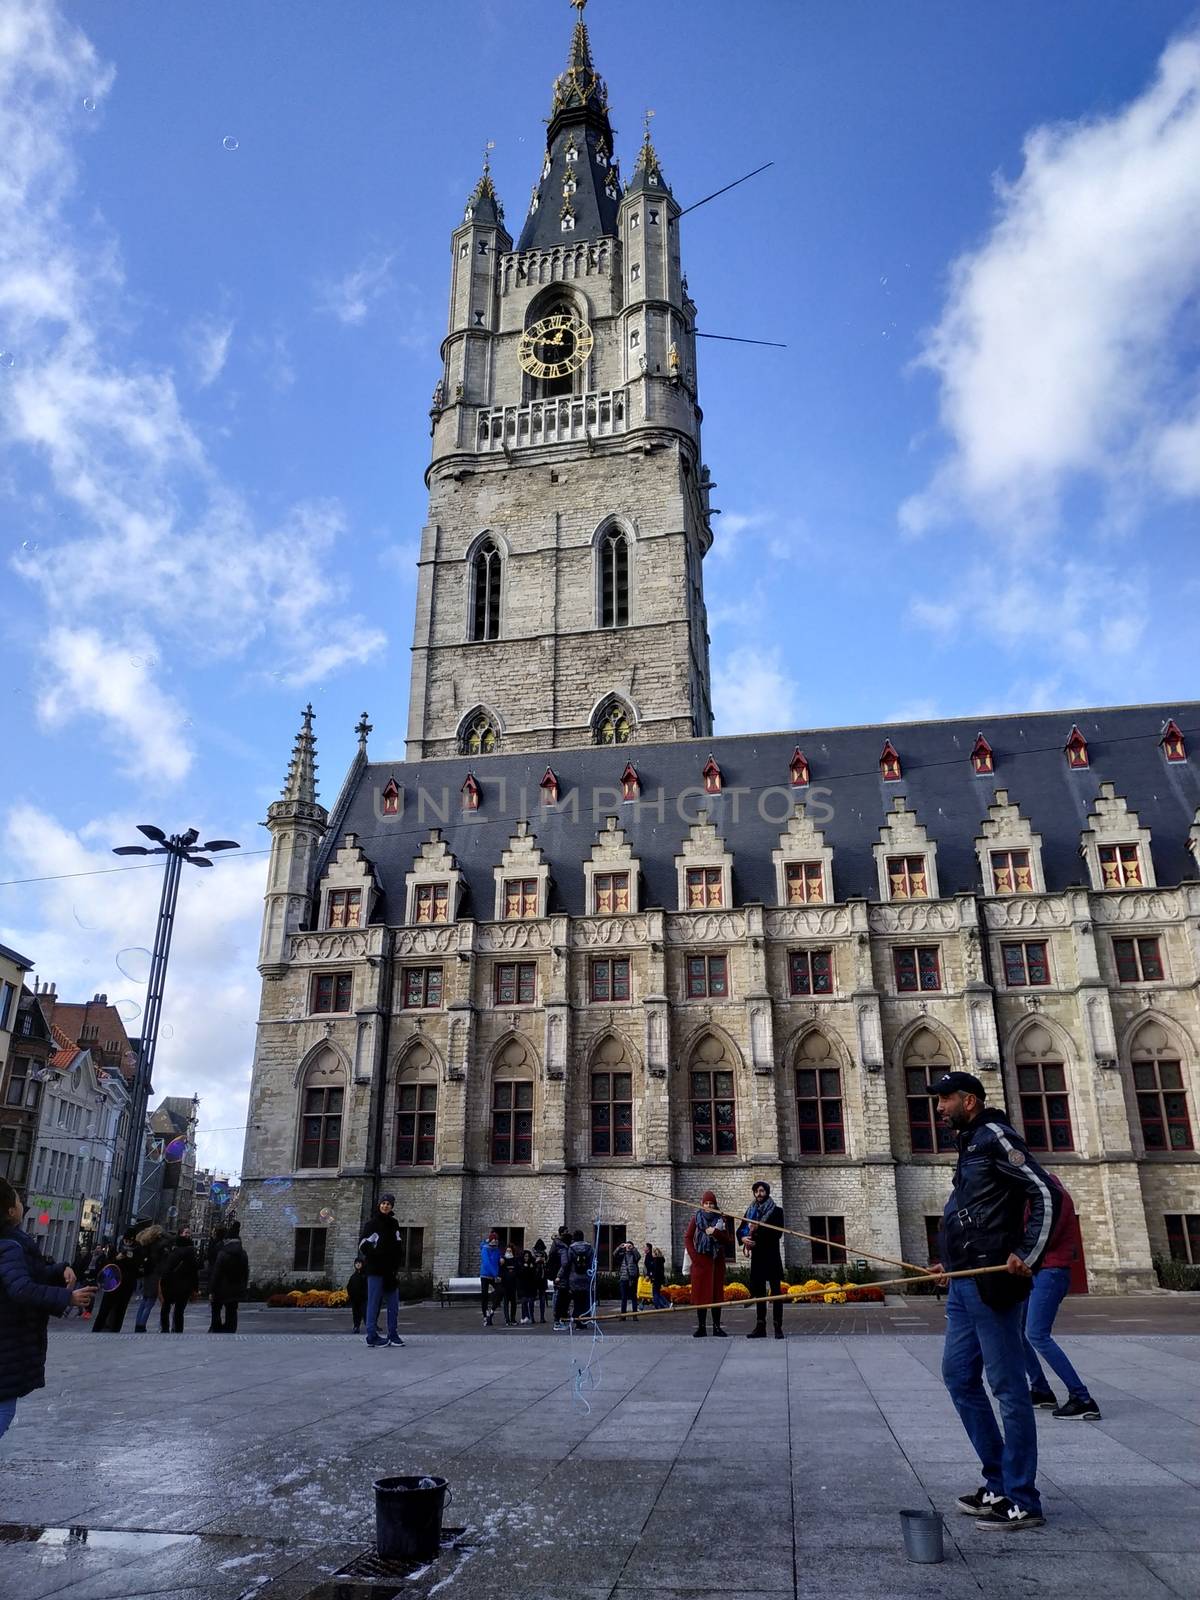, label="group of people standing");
[83,1219,249,1334]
